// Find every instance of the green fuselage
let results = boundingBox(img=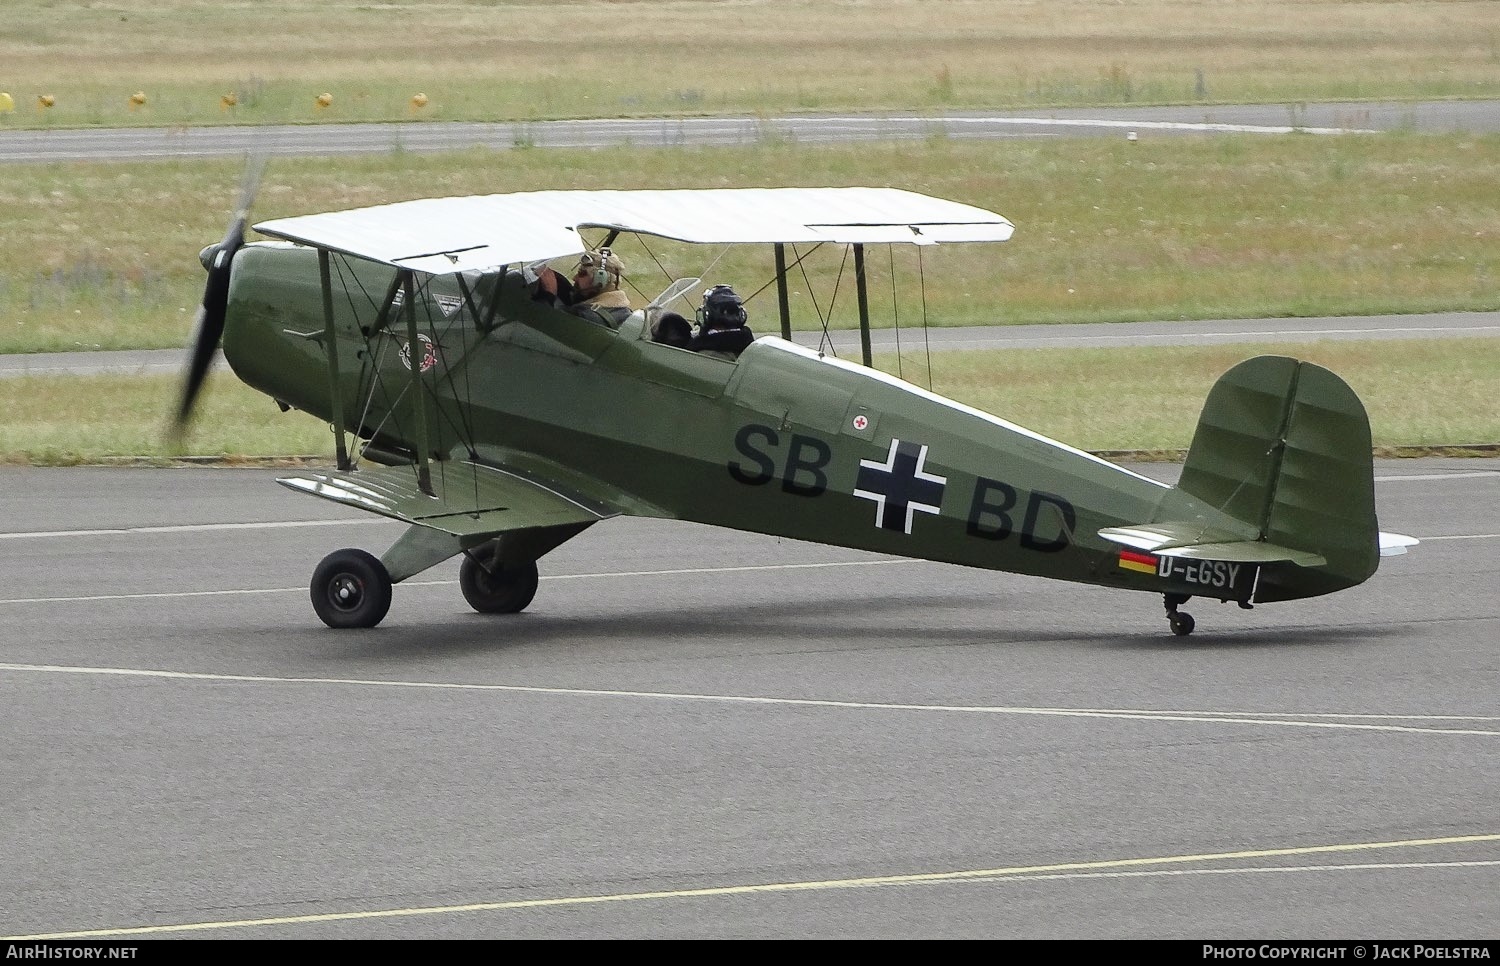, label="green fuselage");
[221,242,1264,602]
